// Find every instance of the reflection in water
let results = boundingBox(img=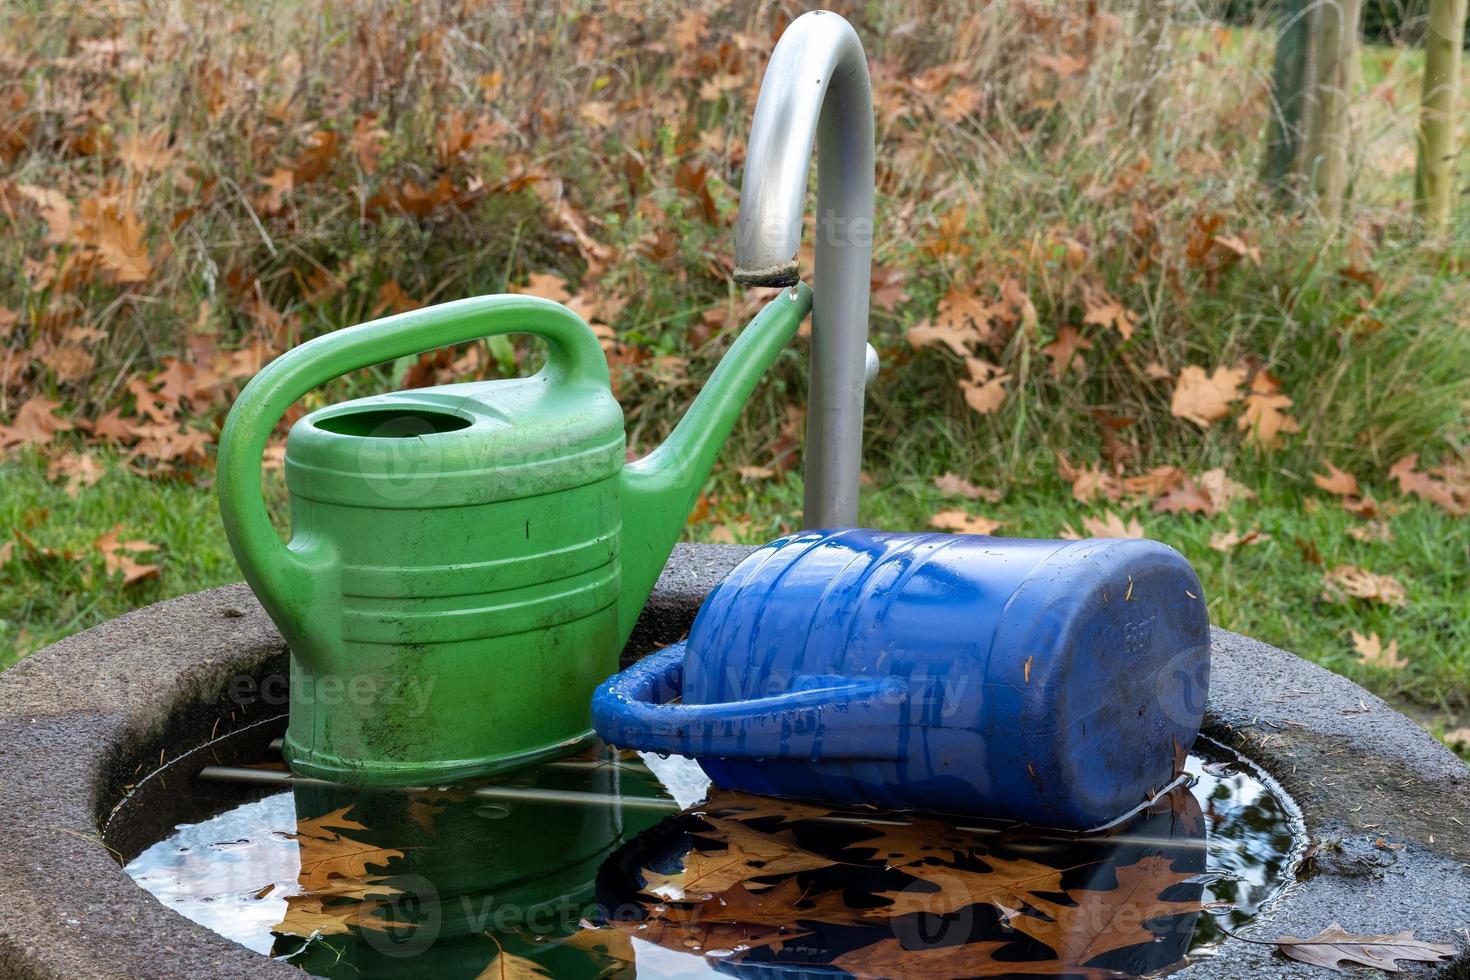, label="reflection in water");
[124,739,1299,978]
